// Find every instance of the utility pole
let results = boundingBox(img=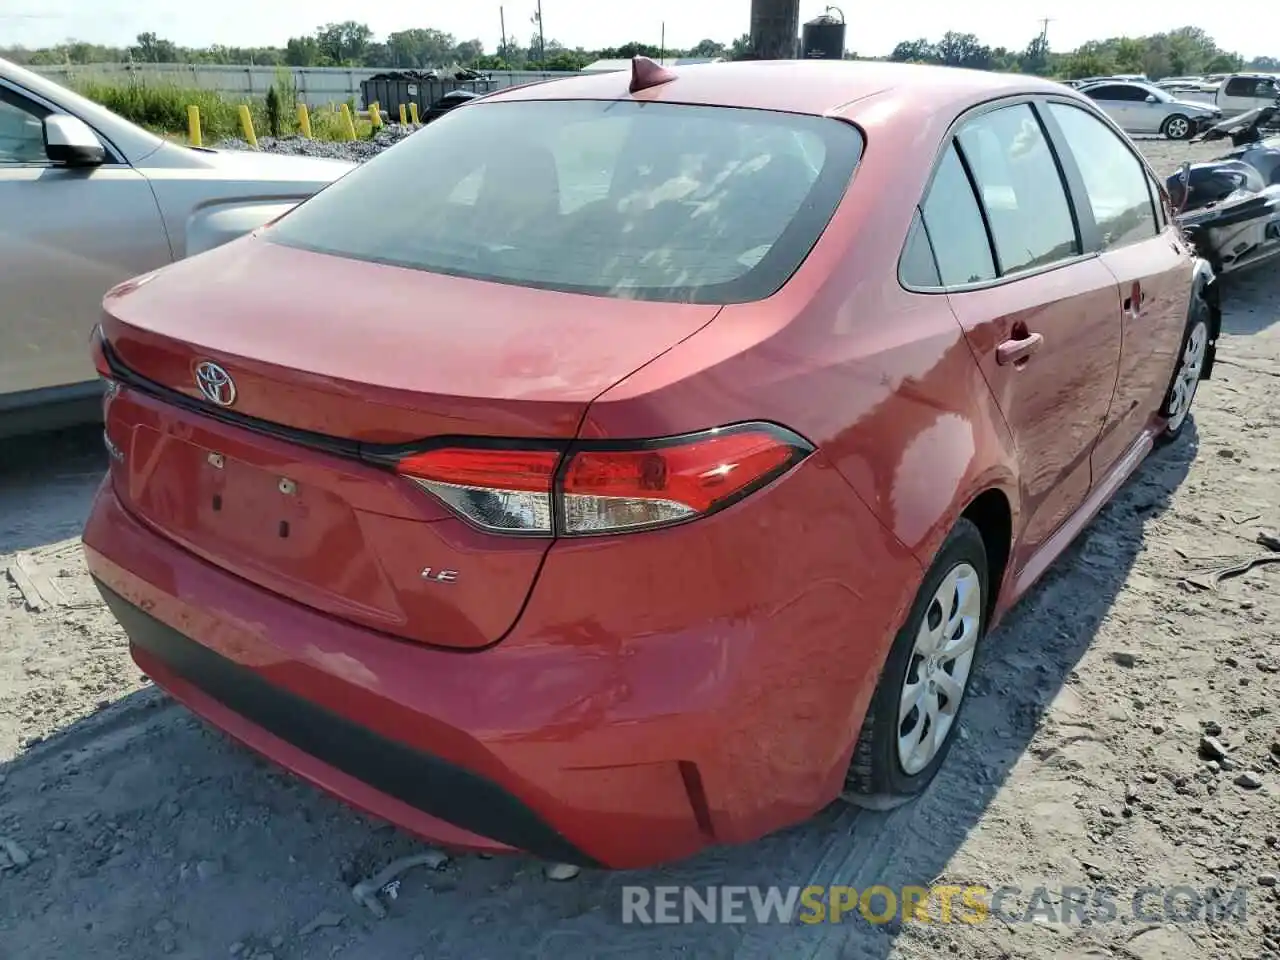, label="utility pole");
[535,0,546,66]
[499,6,507,61]
[660,22,665,63]
[1037,17,1054,46]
